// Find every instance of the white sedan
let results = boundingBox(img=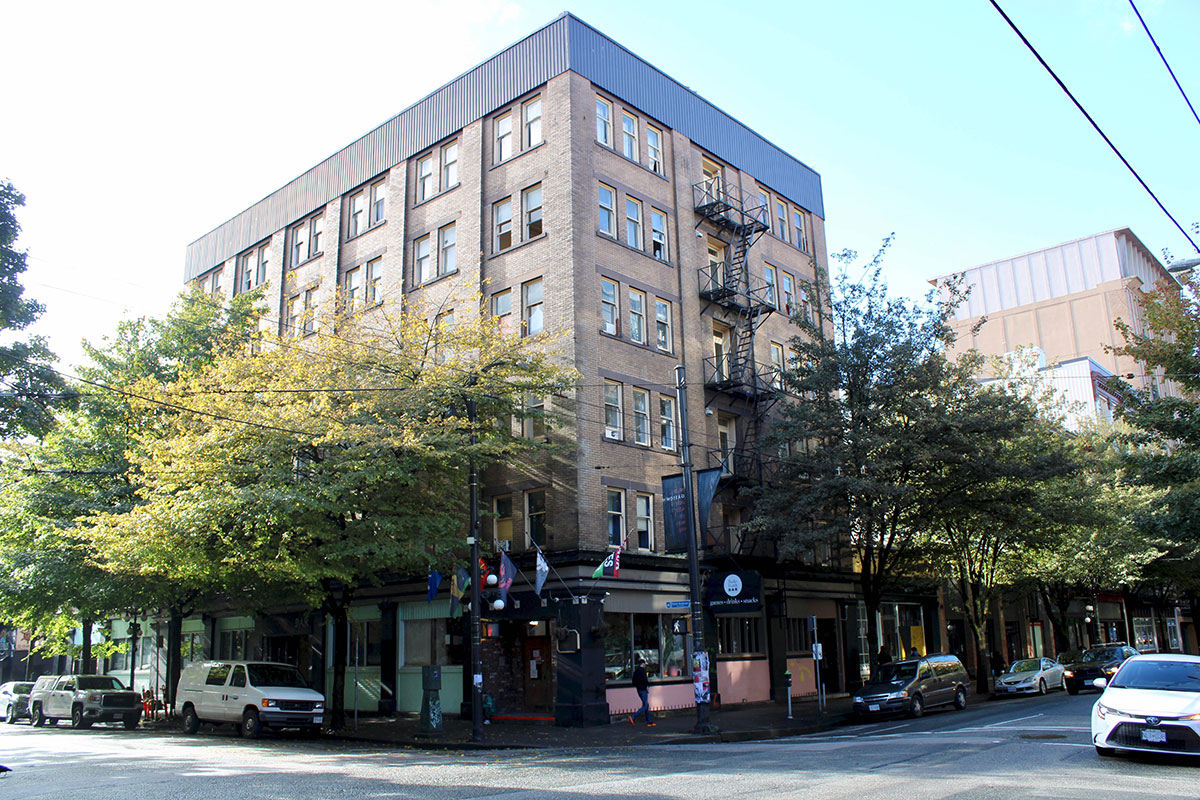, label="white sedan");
[994,658,1065,695]
[1091,653,1200,757]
